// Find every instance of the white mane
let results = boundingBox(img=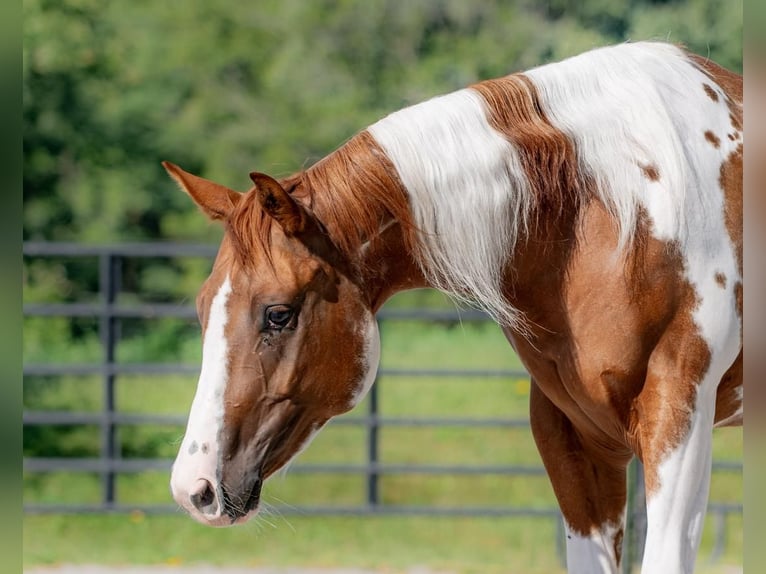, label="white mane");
[369,88,530,328]
[368,42,739,329]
